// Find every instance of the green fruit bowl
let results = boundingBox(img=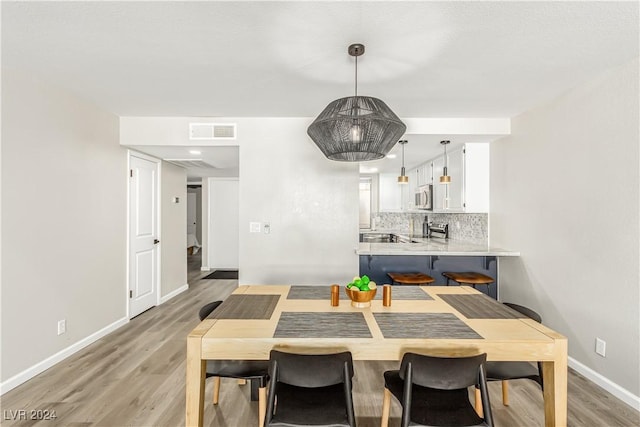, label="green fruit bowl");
[345,287,377,308]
